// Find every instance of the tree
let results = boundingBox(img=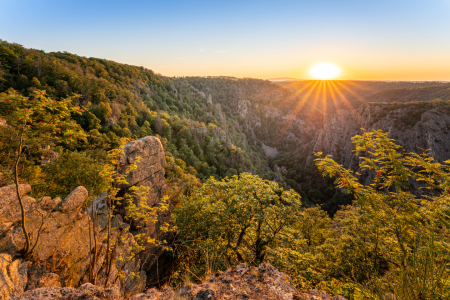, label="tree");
[30,77,41,88]
[86,111,102,130]
[0,90,85,257]
[173,173,302,280]
[315,130,450,299]
[88,138,170,288]
[0,62,6,89]
[155,111,163,135]
[137,121,152,138]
